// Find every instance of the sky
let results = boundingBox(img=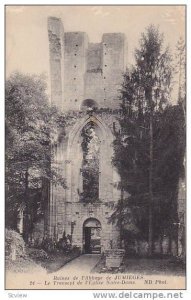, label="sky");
[5,5,185,100]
